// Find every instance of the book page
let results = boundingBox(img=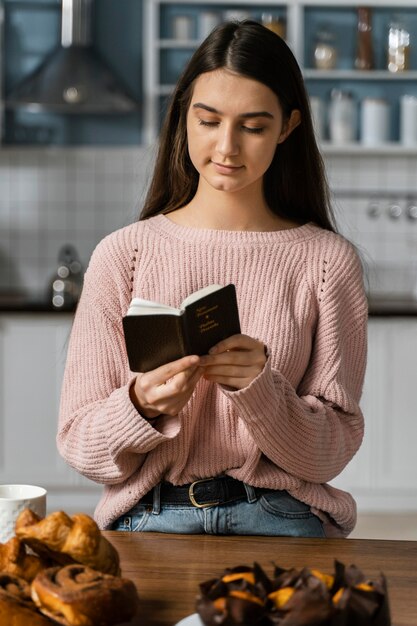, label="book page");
[180,284,224,309]
[126,298,181,316]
